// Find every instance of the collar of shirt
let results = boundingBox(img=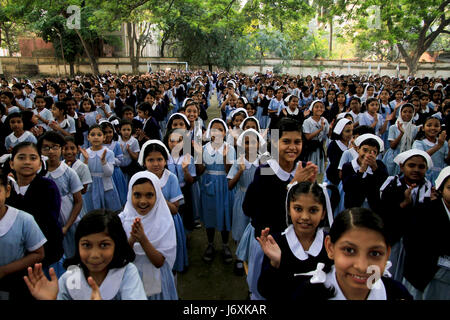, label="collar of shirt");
[267,159,297,181]
[0,206,19,237]
[326,266,387,300]
[282,225,324,261]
